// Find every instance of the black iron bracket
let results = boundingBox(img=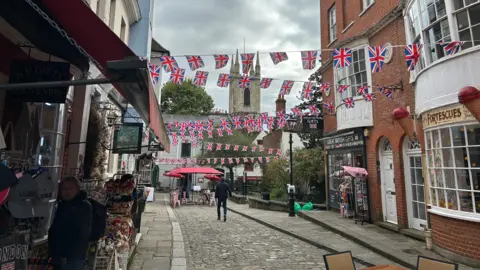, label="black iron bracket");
[383,80,404,92]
